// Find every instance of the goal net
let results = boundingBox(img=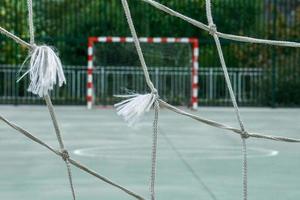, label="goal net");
[1,0,300,200]
[86,37,199,109]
